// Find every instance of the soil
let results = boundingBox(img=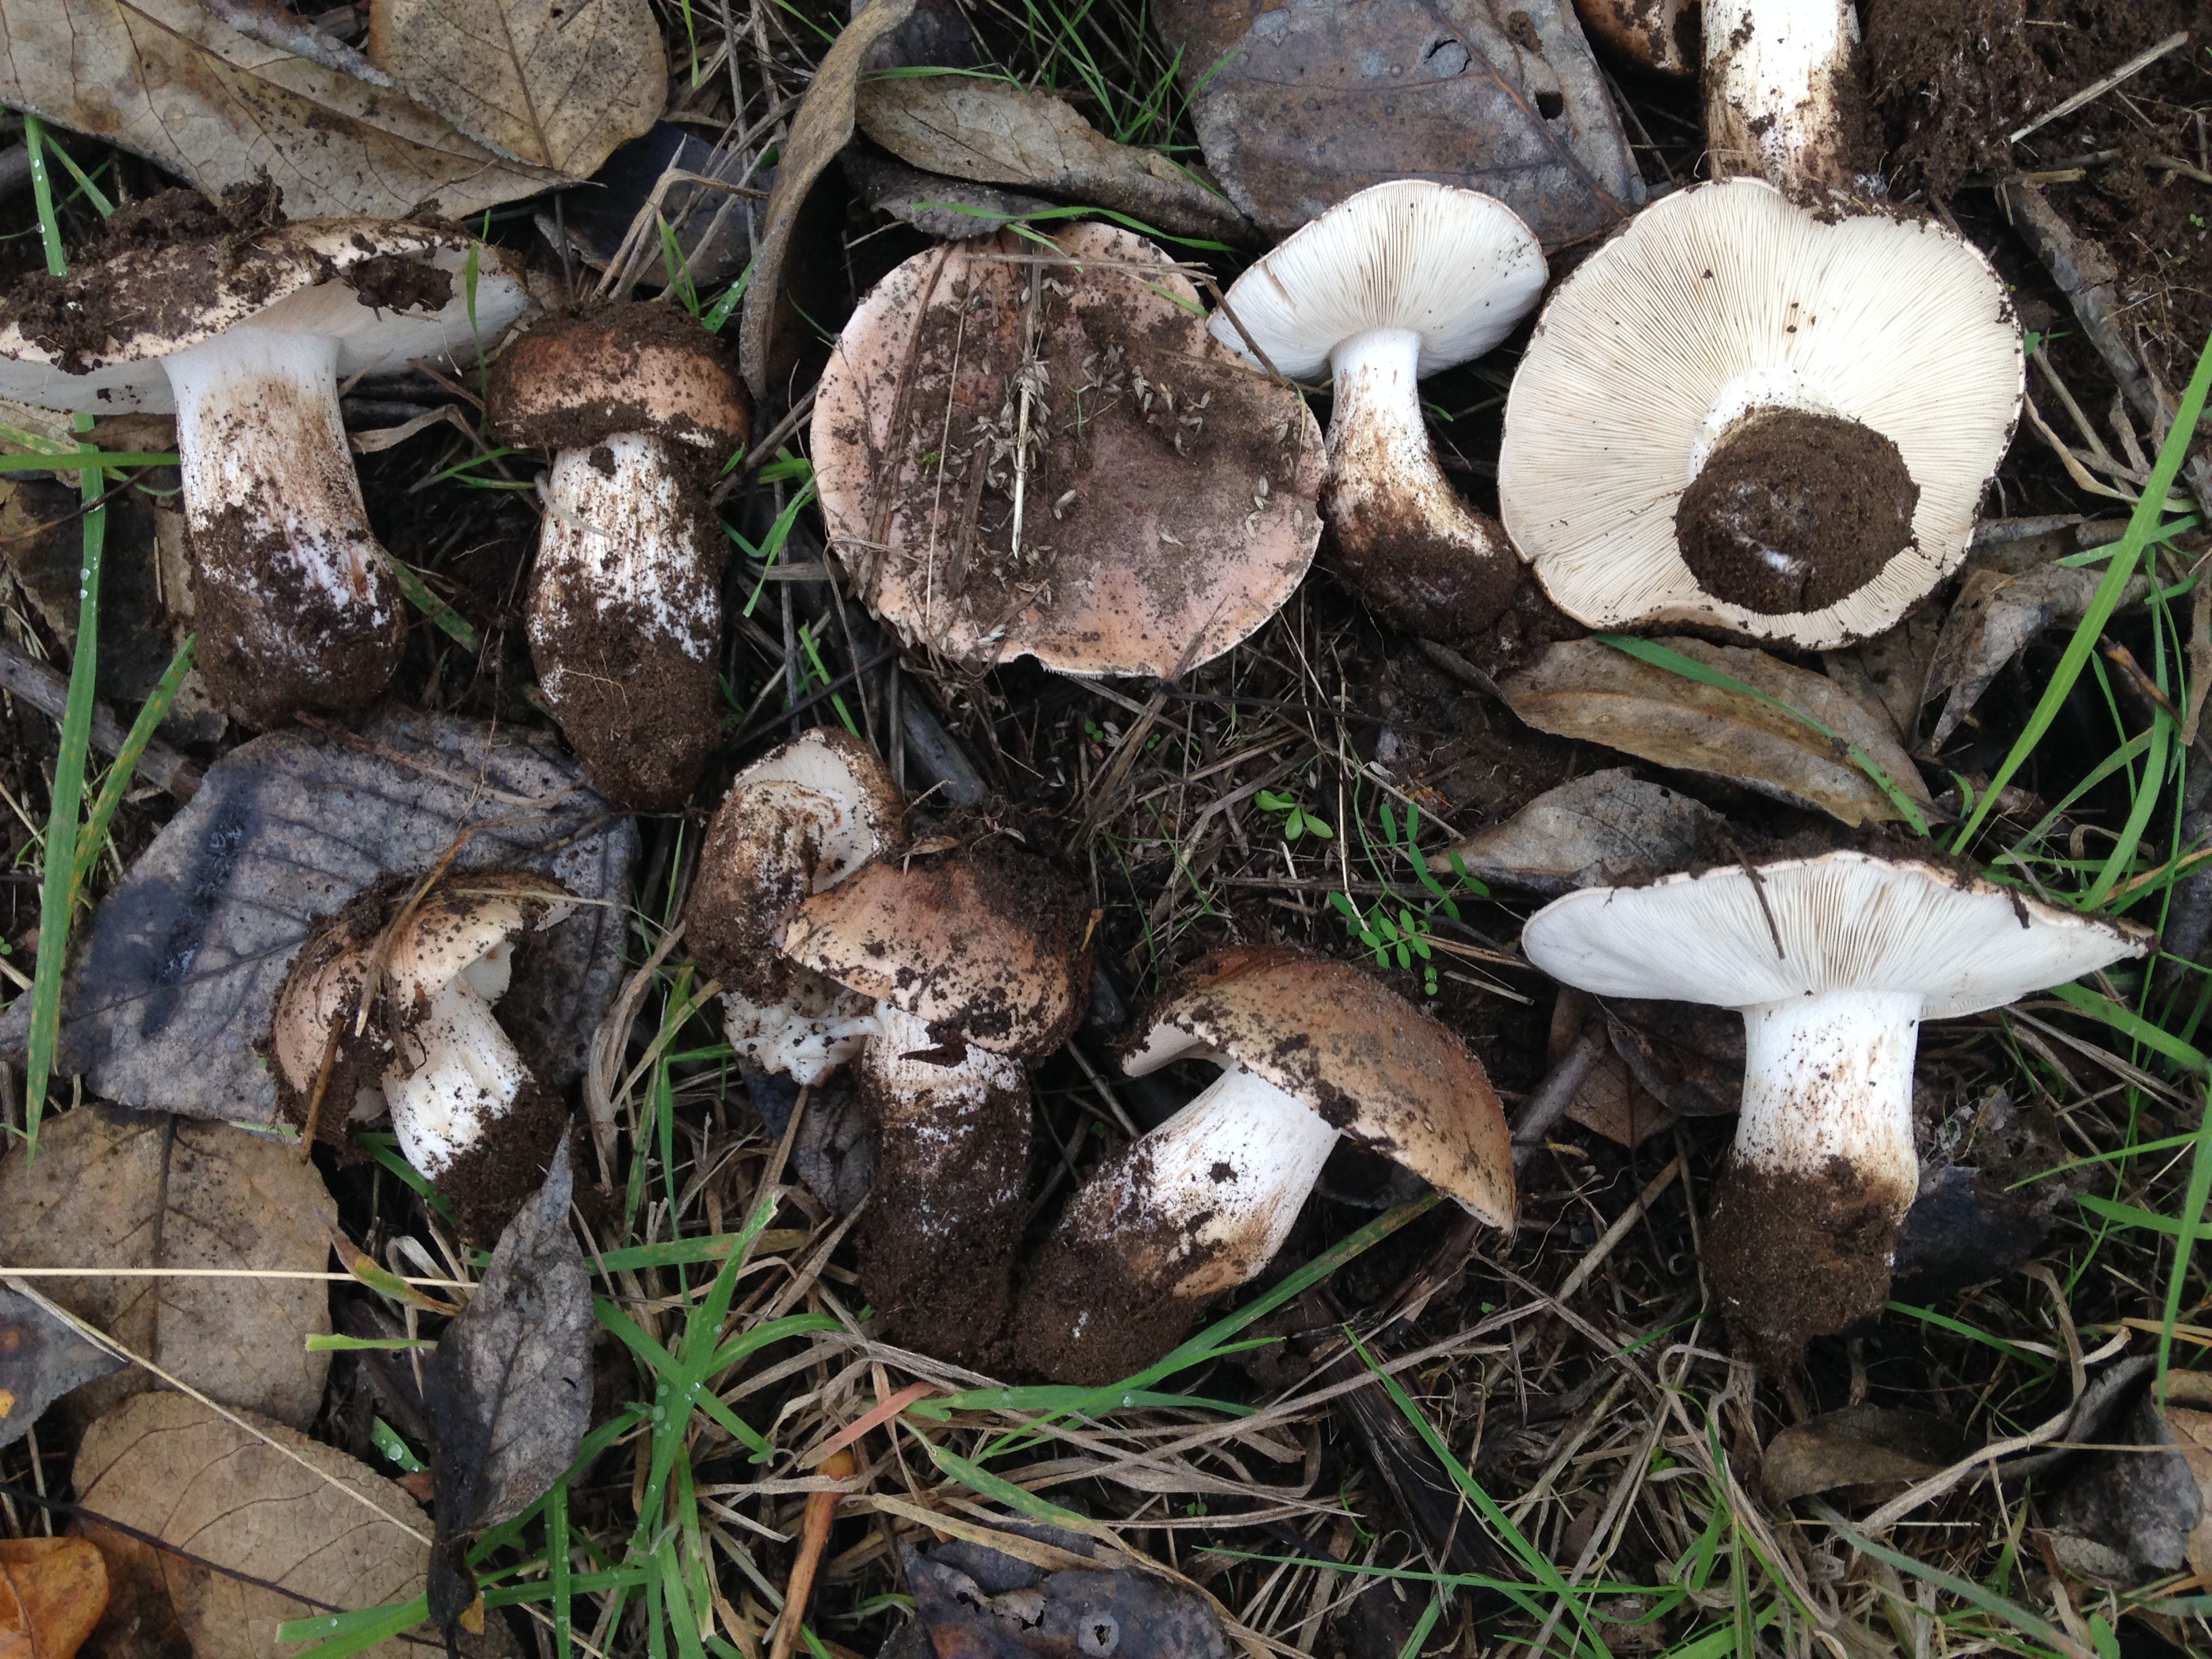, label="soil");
[1675,410,1920,615]
[1012,1197,1212,1385]
[343,252,454,317]
[487,305,751,454]
[436,1090,579,1244]
[529,586,722,812]
[1,474,190,708]
[1702,1156,1914,1368]
[1321,480,1518,644]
